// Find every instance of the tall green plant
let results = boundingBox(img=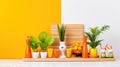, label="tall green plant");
[57,24,66,41]
[38,32,54,51]
[85,25,110,48]
[28,36,39,52]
